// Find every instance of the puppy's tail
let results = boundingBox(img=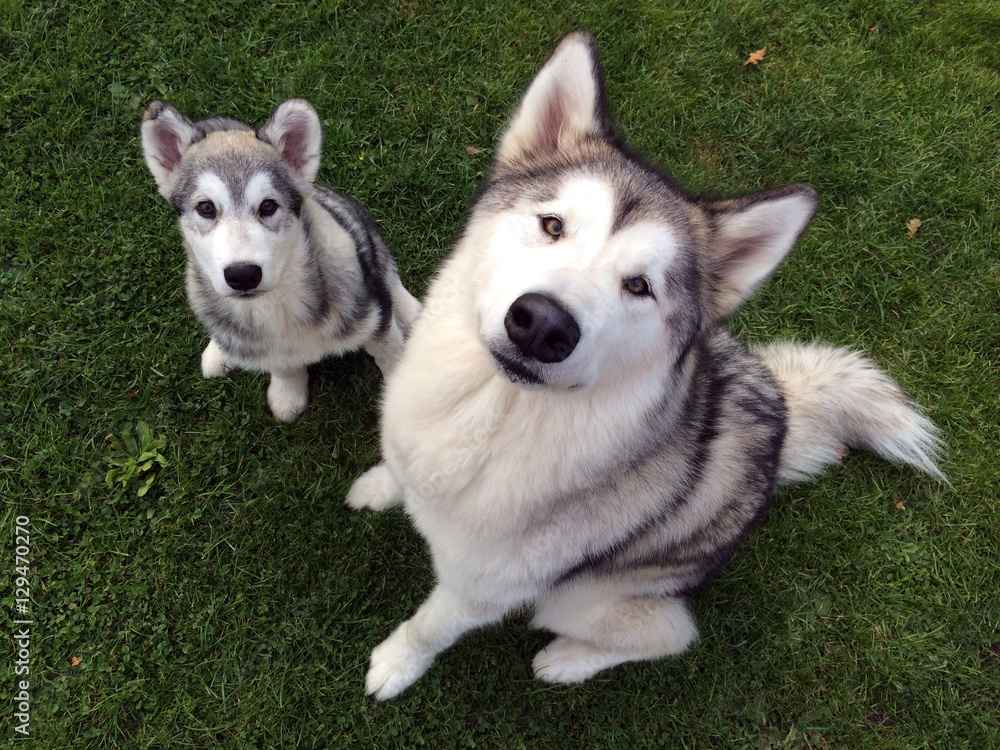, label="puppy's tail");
[754,341,945,484]
[389,276,422,335]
